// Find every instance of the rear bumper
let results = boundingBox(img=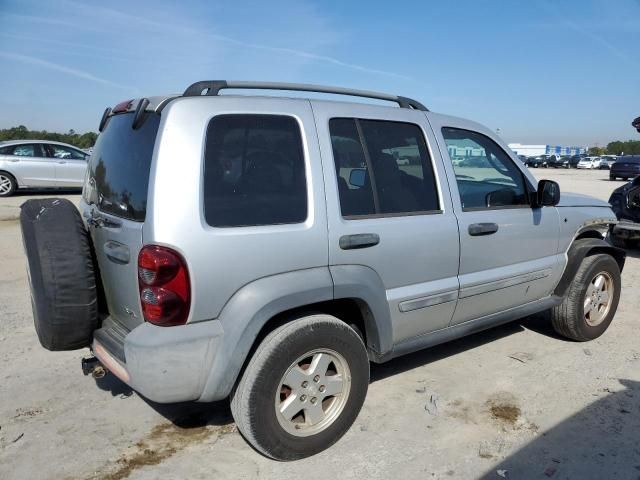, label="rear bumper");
[93,319,224,403]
